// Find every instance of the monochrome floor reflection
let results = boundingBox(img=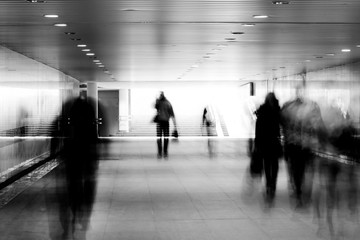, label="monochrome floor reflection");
[0,139,359,240]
